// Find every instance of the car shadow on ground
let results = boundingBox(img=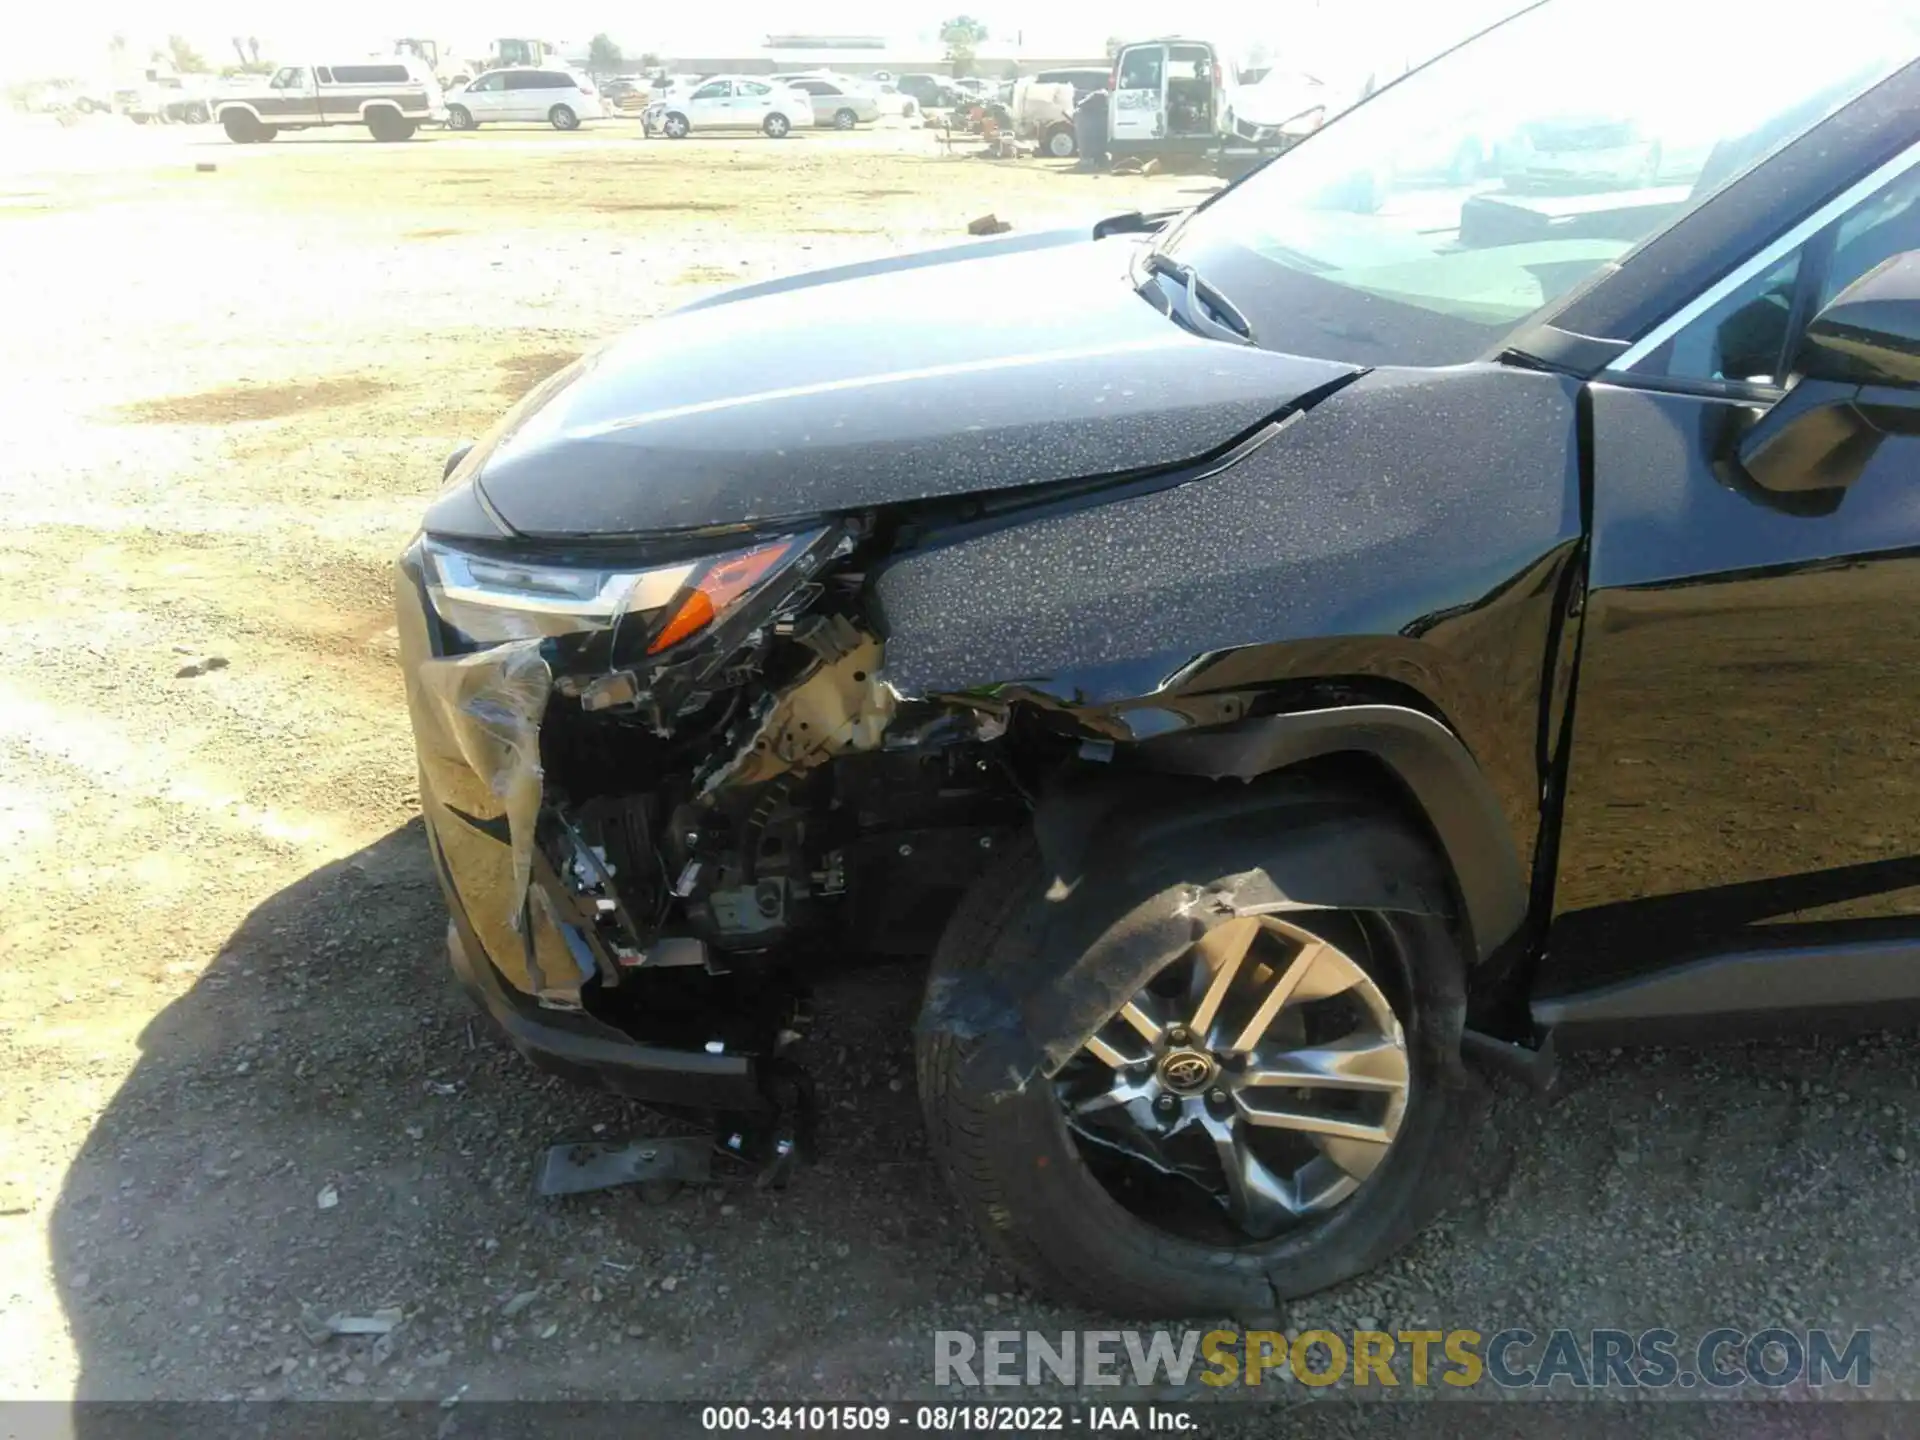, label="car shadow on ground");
[49,820,1006,1404]
[48,821,1920,1411]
